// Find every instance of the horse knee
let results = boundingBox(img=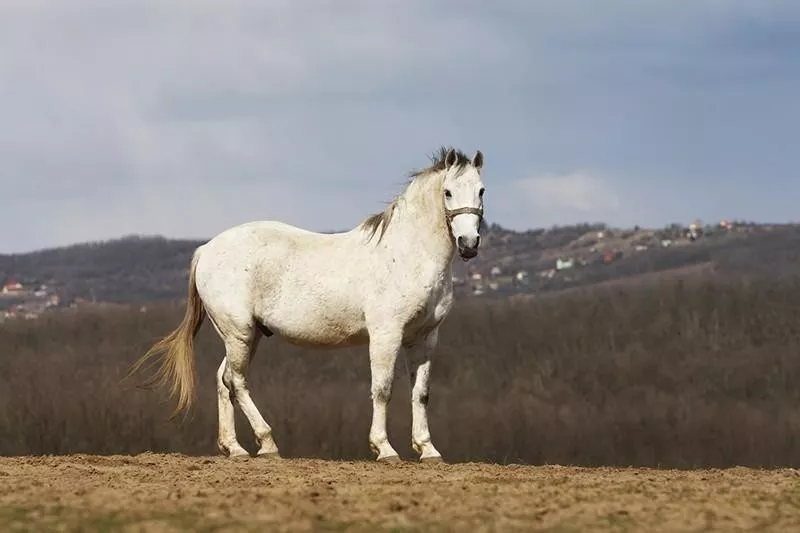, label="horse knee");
[371,378,393,402]
[223,367,248,395]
